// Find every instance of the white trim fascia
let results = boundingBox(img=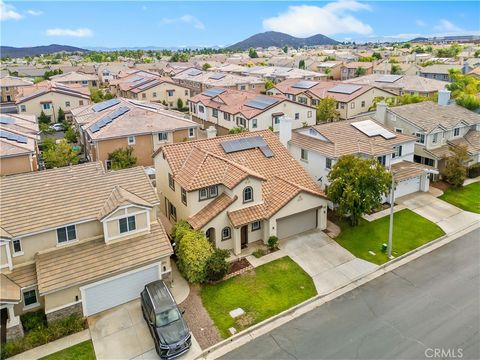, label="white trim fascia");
[45,300,82,315]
